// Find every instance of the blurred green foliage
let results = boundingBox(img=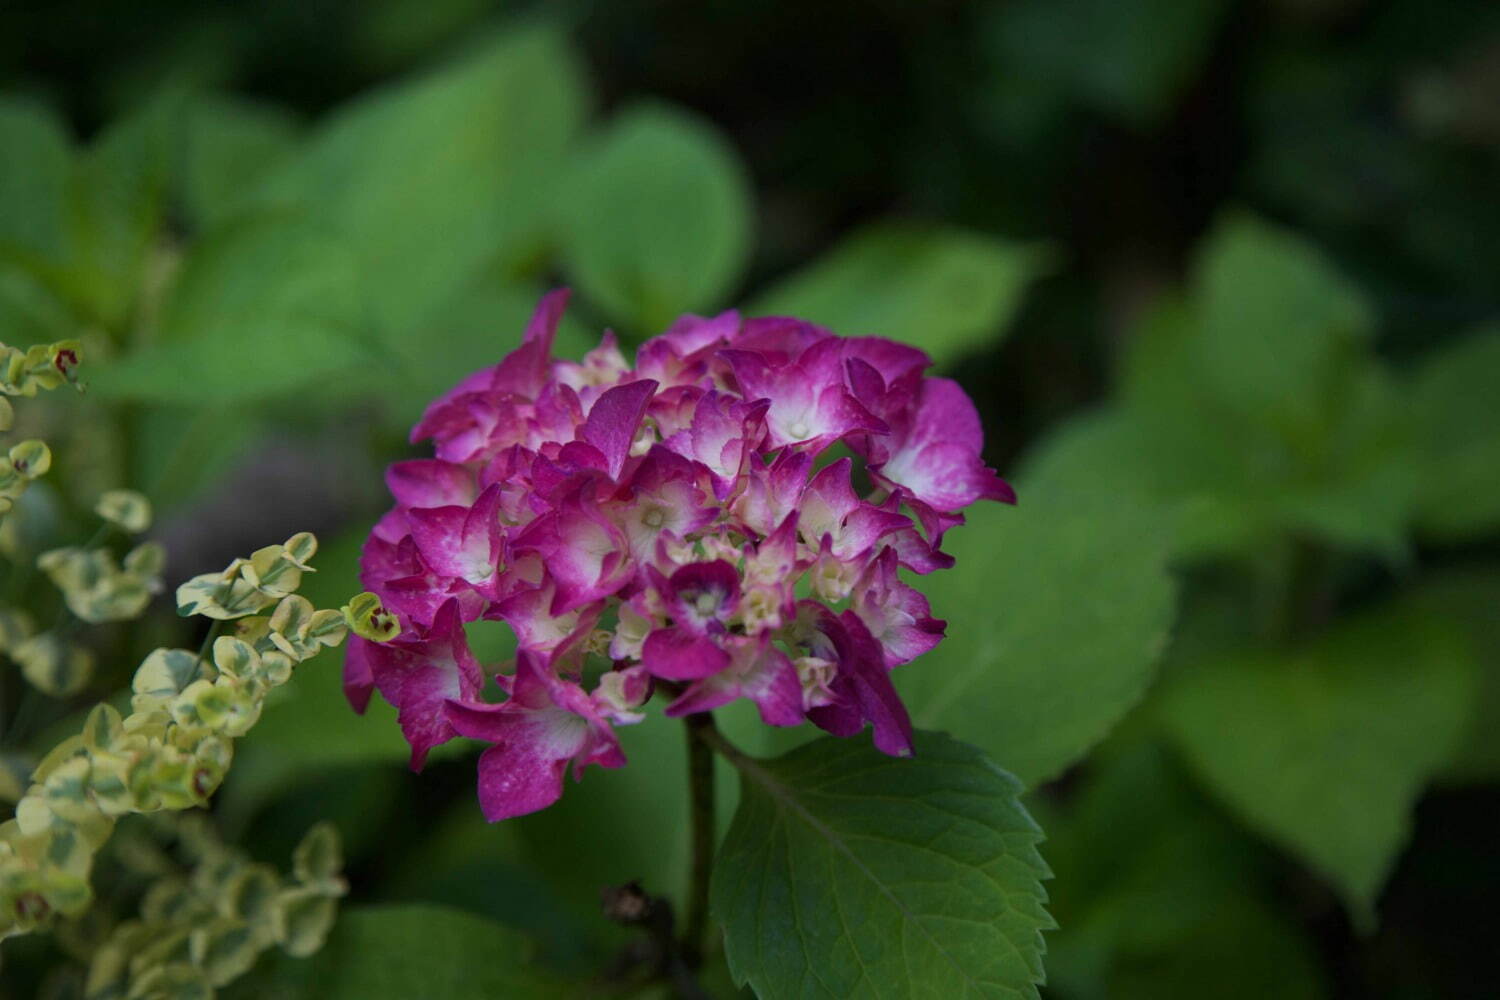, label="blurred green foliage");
[3,1,1499,998]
